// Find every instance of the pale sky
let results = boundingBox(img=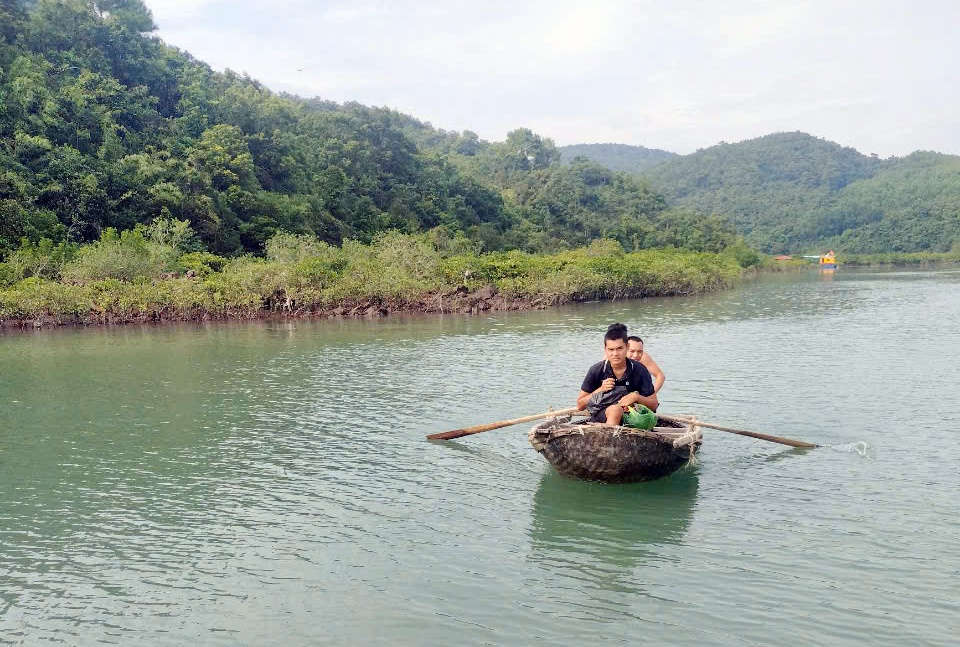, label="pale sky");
[144,0,959,158]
